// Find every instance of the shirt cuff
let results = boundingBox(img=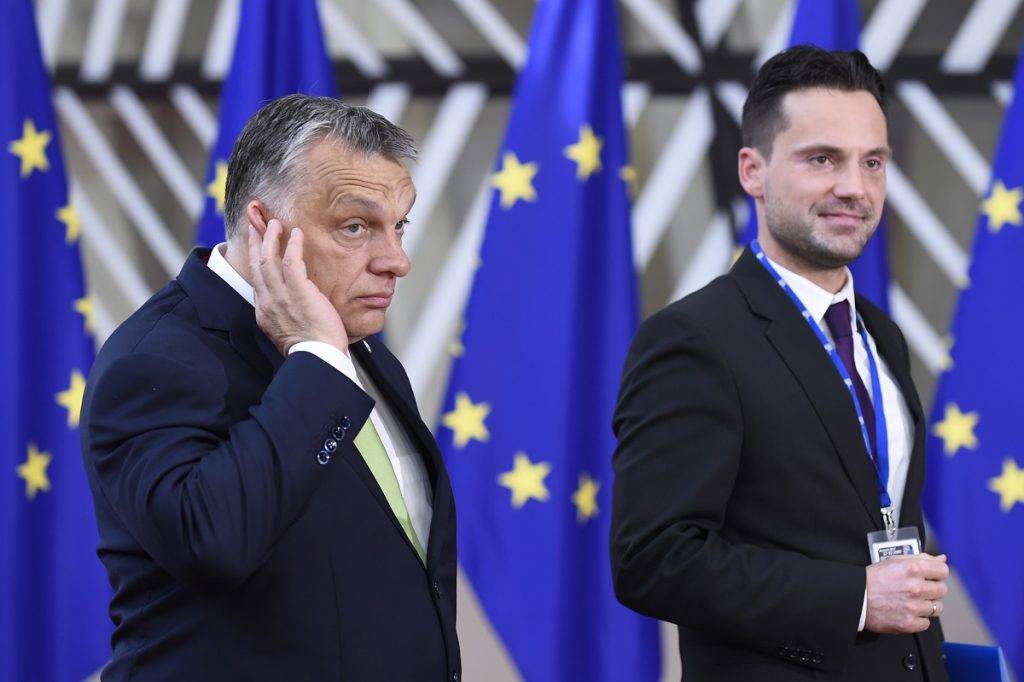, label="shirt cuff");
[289,341,359,385]
[858,586,868,631]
